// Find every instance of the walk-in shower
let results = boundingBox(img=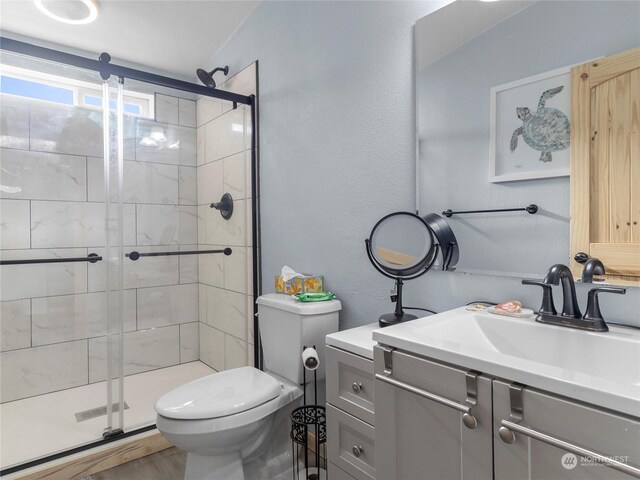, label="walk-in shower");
[0,37,259,475]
